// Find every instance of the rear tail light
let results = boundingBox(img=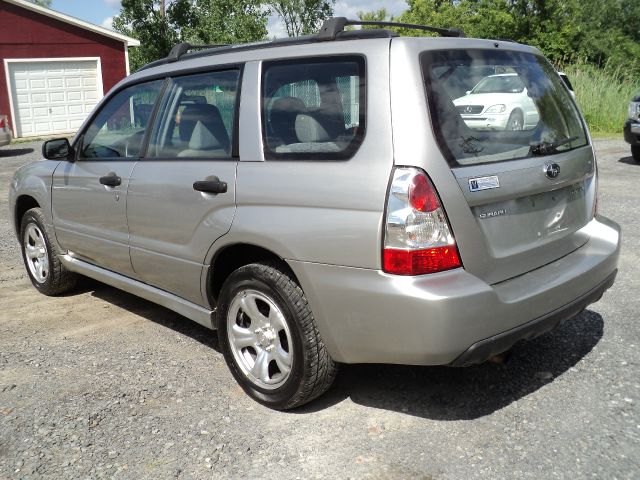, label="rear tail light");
[383,167,461,275]
[0,116,6,129]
